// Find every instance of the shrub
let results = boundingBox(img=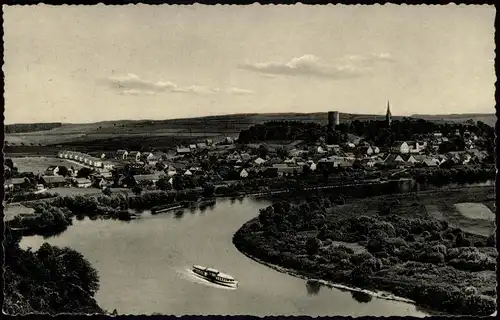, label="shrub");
[305,237,322,256]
